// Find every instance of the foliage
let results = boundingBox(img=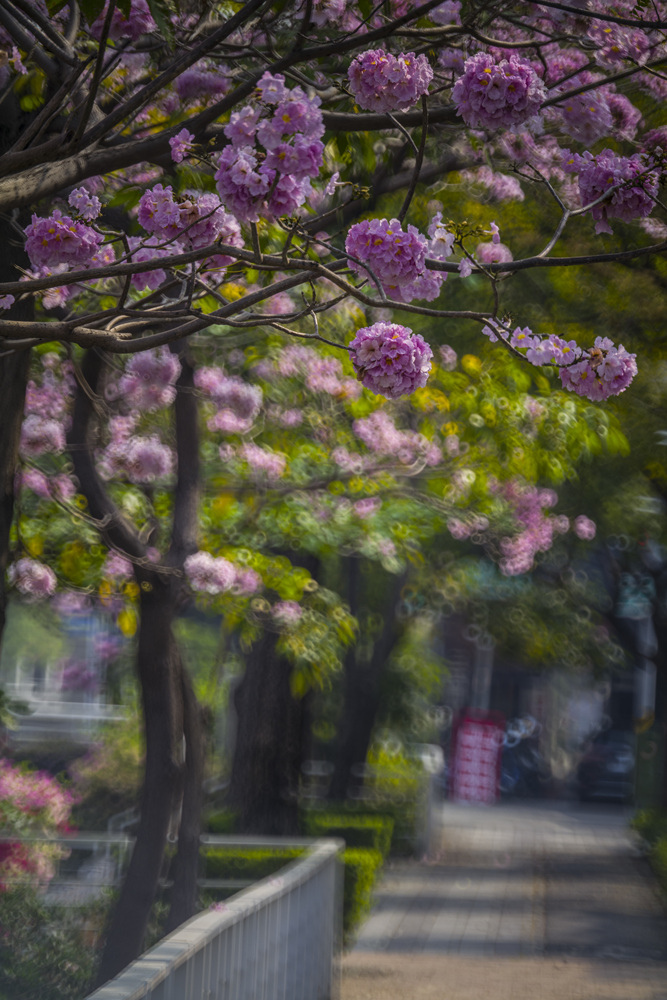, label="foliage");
[300,811,394,858]
[631,808,667,847]
[341,847,384,944]
[0,884,96,1000]
[203,845,305,882]
[0,759,73,890]
[68,716,143,830]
